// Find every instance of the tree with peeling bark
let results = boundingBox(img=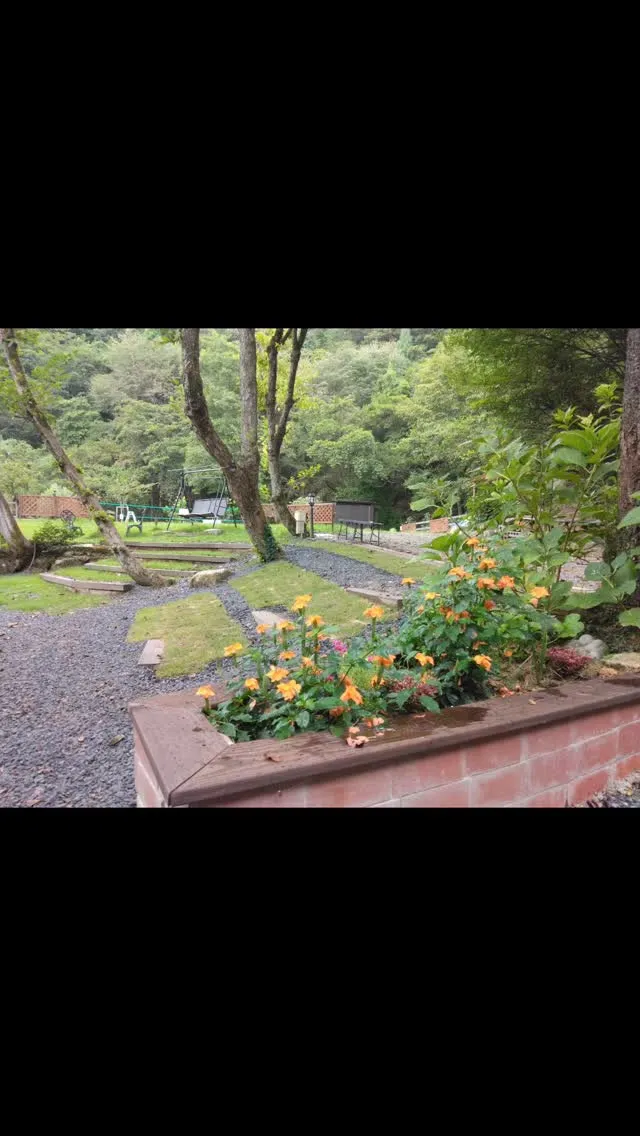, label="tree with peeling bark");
[0,489,34,572]
[619,328,640,546]
[265,329,309,534]
[0,329,166,587]
[180,328,280,560]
